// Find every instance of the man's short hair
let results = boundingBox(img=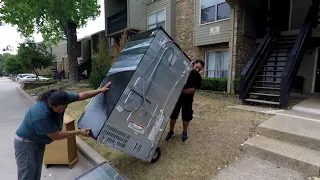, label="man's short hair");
[194,59,205,67]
